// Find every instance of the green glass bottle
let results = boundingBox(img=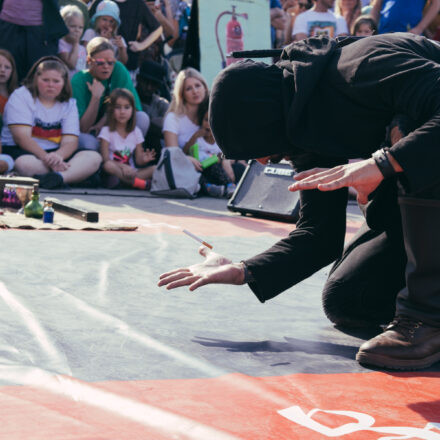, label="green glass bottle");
[24,184,44,219]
